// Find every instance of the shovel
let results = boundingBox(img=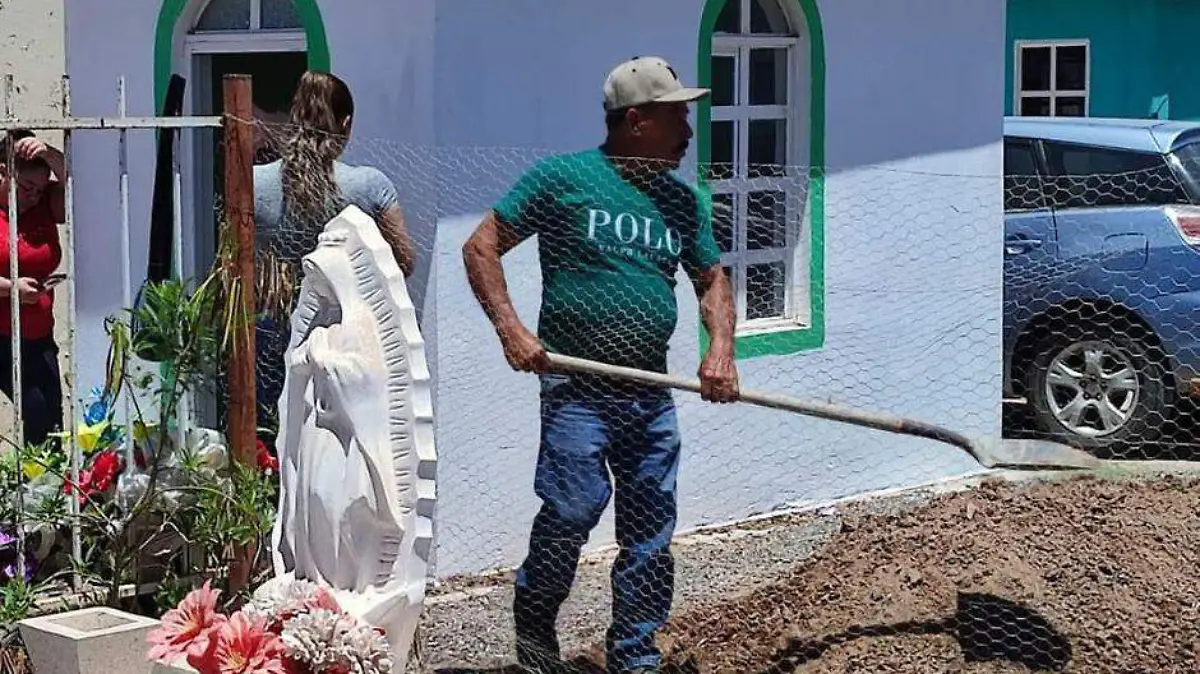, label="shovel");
[544,353,1102,471]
